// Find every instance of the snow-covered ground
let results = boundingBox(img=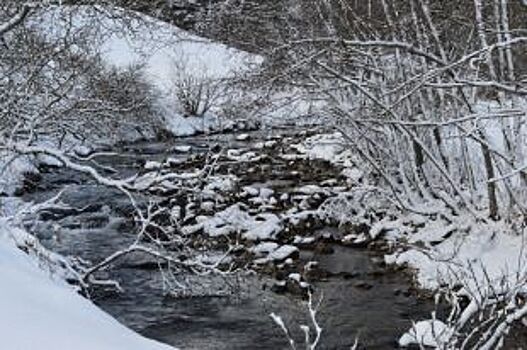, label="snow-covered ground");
[99,10,263,136]
[92,8,323,135]
[0,219,176,350]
